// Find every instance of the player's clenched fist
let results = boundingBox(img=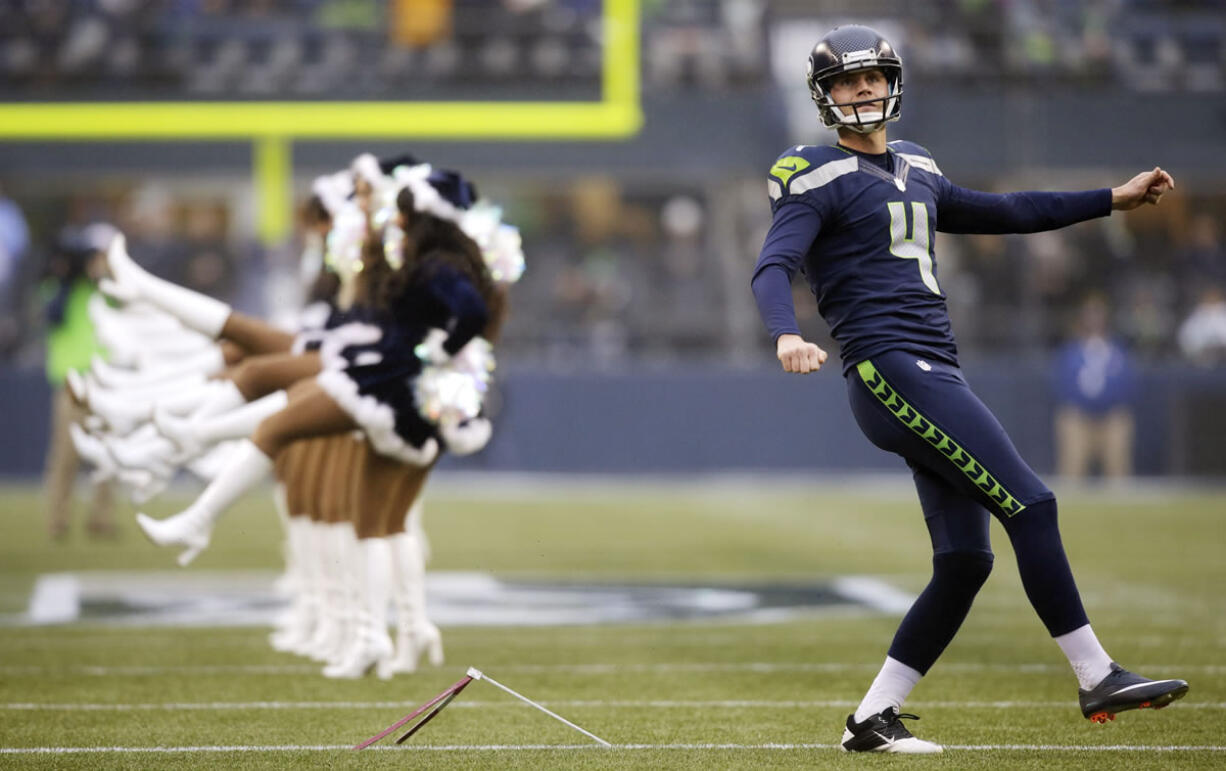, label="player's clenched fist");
[1111,167,1175,210]
[776,333,827,374]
